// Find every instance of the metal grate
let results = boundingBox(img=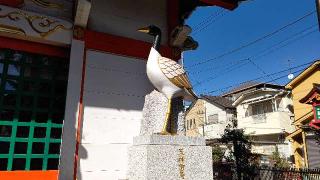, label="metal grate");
[0,49,68,171]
